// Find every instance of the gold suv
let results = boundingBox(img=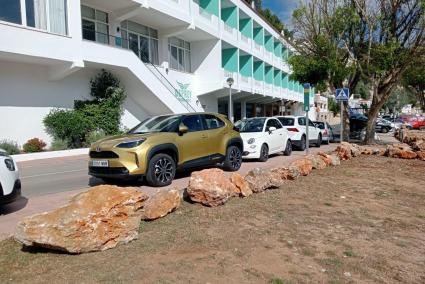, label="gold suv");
[89,113,243,187]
